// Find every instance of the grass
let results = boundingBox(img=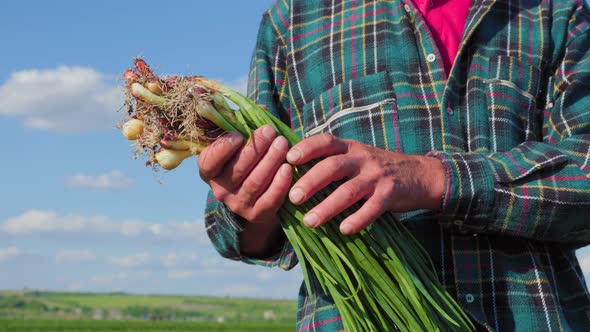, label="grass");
[0,290,297,327]
[0,319,293,332]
